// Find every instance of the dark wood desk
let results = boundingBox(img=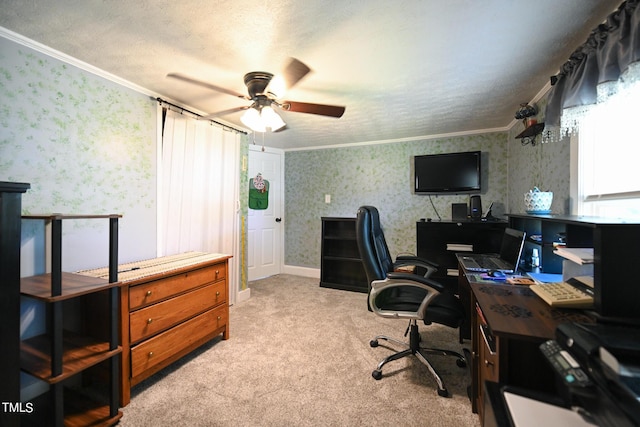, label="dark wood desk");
[464,276,593,426]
